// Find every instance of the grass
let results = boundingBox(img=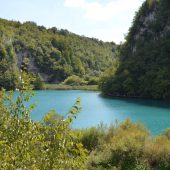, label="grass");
[43,84,99,91]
